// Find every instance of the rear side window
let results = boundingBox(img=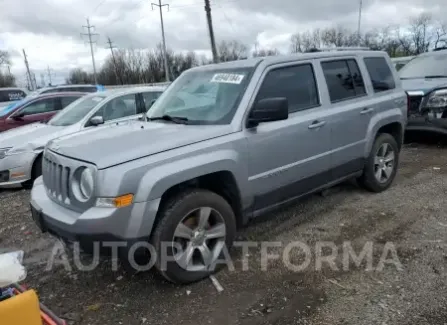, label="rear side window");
[142,91,163,111]
[61,96,81,108]
[321,59,366,102]
[256,64,319,113]
[0,89,27,102]
[364,57,396,92]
